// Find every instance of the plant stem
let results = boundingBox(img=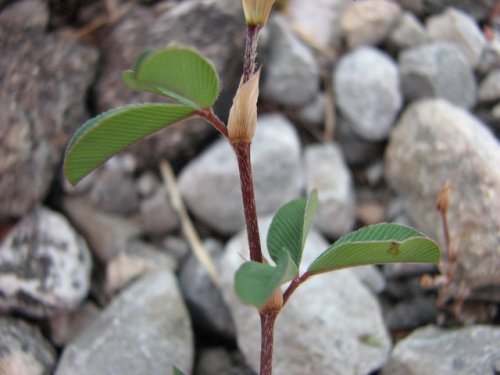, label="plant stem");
[243,25,262,84]
[232,142,263,263]
[196,108,228,138]
[260,311,278,375]
[283,272,311,306]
